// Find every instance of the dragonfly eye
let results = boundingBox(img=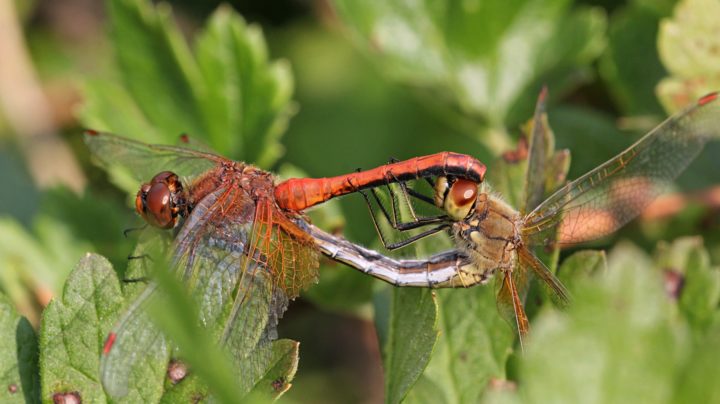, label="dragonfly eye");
[445,178,478,220]
[135,171,184,229]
